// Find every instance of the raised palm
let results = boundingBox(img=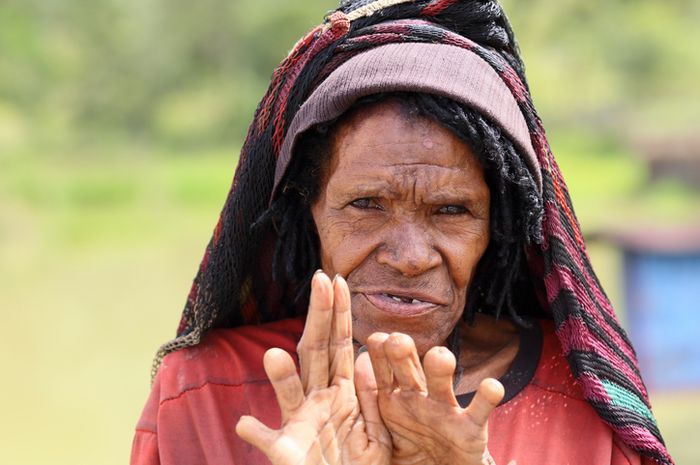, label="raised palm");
[364,332,504,465]
[236,272,391,465]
